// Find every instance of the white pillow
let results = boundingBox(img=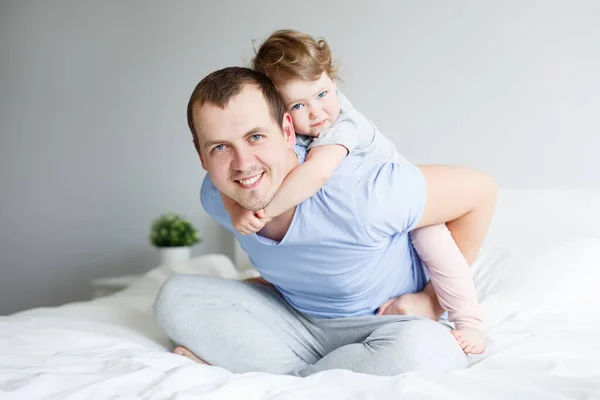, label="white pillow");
[95,254,243,314]
[473,238,600,328]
